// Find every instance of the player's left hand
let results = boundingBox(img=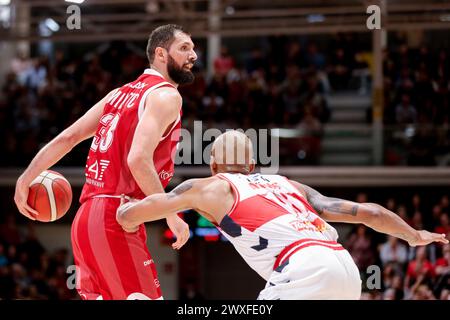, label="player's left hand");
[408,230,449,247]
[166,214,190,250]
